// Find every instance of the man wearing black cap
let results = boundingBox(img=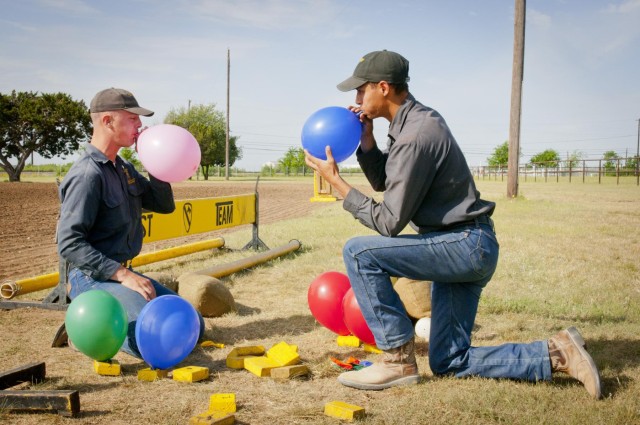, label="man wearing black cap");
[305,51,601,398]
[57,88,204,359]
